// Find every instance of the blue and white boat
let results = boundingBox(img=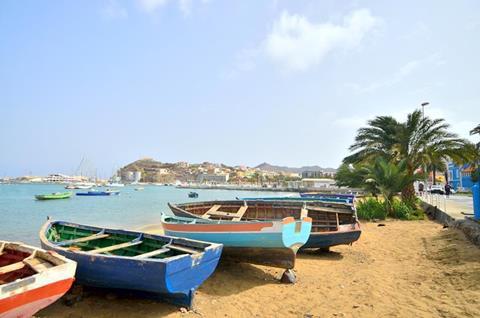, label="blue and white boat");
[76,189,120,196]
[39,220,223,308]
